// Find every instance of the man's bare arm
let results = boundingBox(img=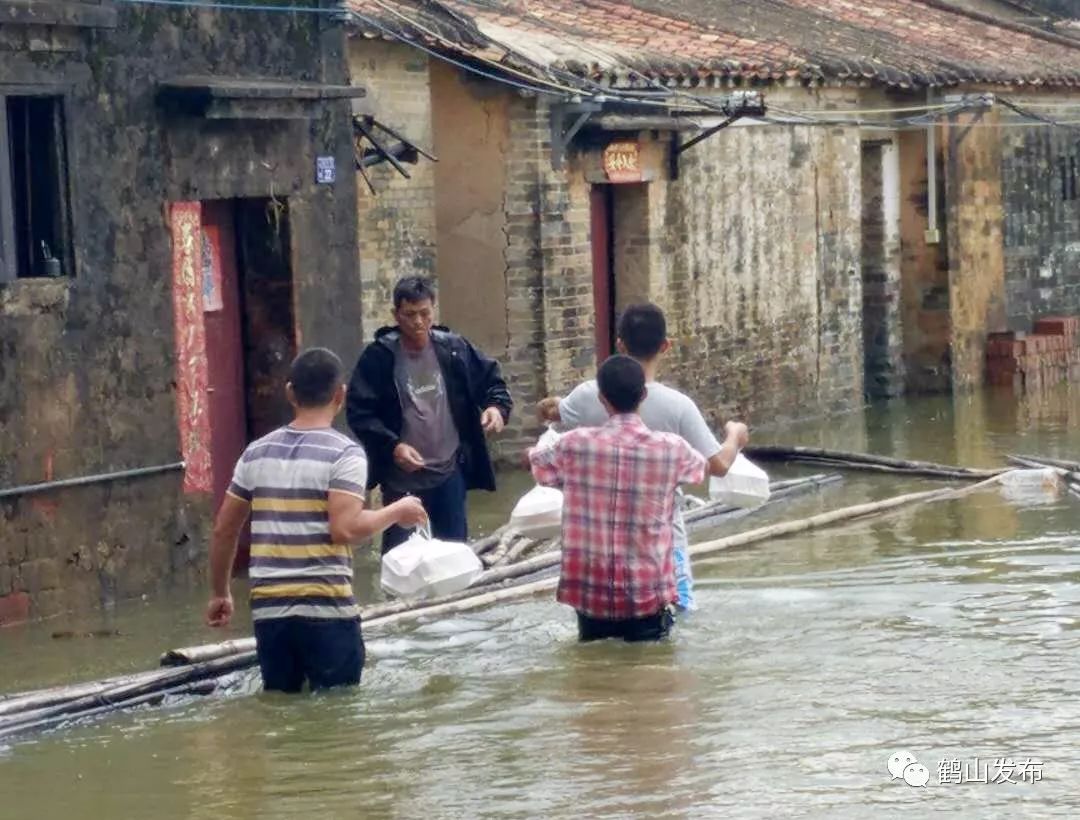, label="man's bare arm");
[206,494,251,626]
[328,492,427,544]
[706,421,750,477]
